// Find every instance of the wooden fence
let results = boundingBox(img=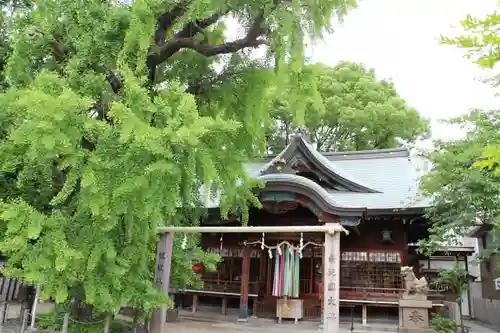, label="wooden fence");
[441,301,460,323]
[472,298,500,327]
[0,277,23,302]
